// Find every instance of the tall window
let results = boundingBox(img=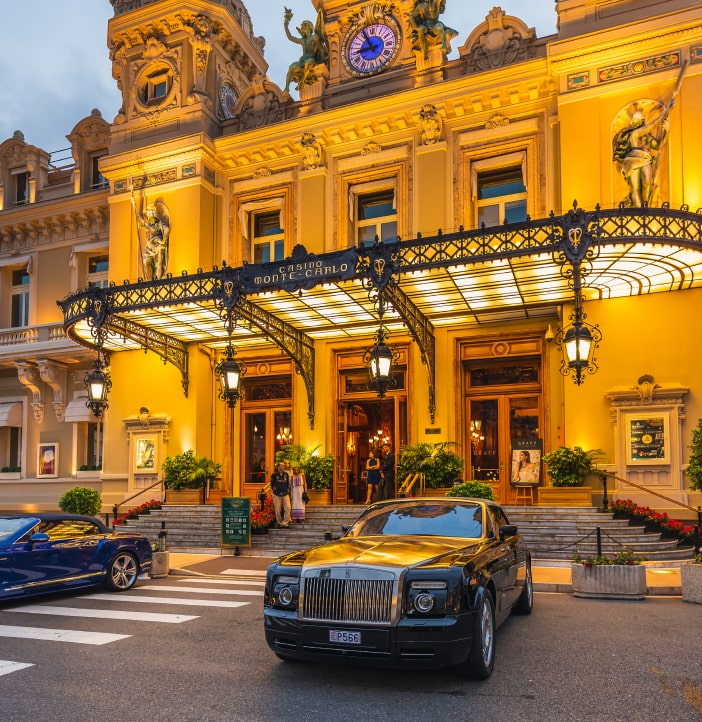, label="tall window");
[252,211,284,264]
[11,267,30,328]
[86,422,103,468]
[0,426,22,469]
[356,189,397,246]
[90,154,108,189]
[476,166,527,227]
[88,255,109,288]
[14,171,28,206]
